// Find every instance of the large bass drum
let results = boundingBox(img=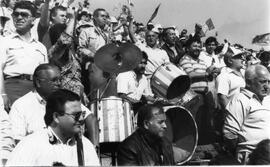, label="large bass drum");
[90,96,135,143]
[163,106,198,165]
[151,63,190,100]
